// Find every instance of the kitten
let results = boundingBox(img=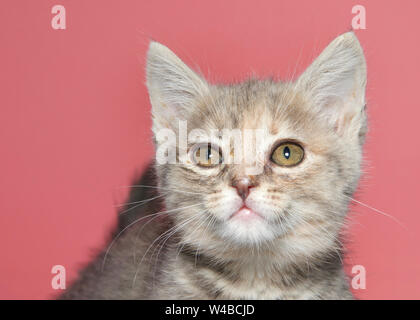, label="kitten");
[62,32,367,300]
